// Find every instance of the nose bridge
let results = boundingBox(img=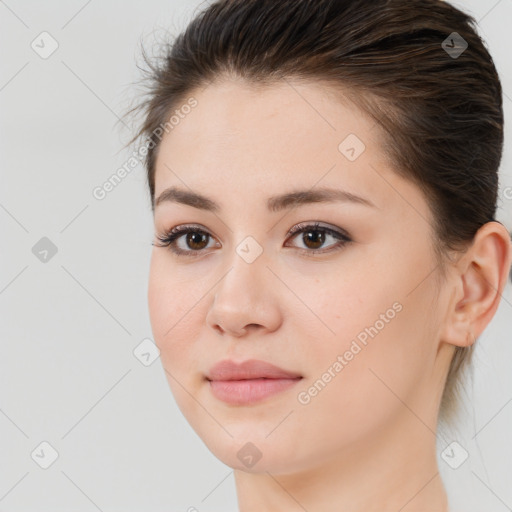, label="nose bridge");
[218,233,268,303]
